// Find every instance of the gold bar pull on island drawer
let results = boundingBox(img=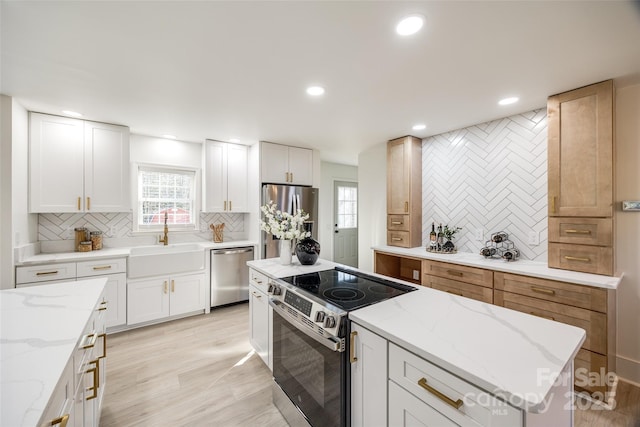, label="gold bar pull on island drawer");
[446,270,463,277]
[417,378,463,409]
[391,221,403,225]
[564,255,591,263]
[92,265,112,271]
[36,270,59,276]
[531,286,555,296]
[565,229,591,235]
[50,414,69,427]
[349,331,358,363]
